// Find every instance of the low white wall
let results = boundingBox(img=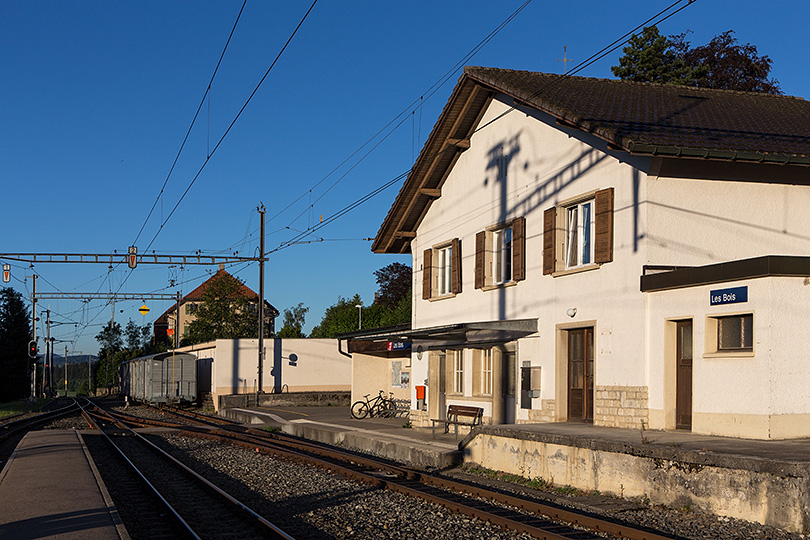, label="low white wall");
[177,338,351,410]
